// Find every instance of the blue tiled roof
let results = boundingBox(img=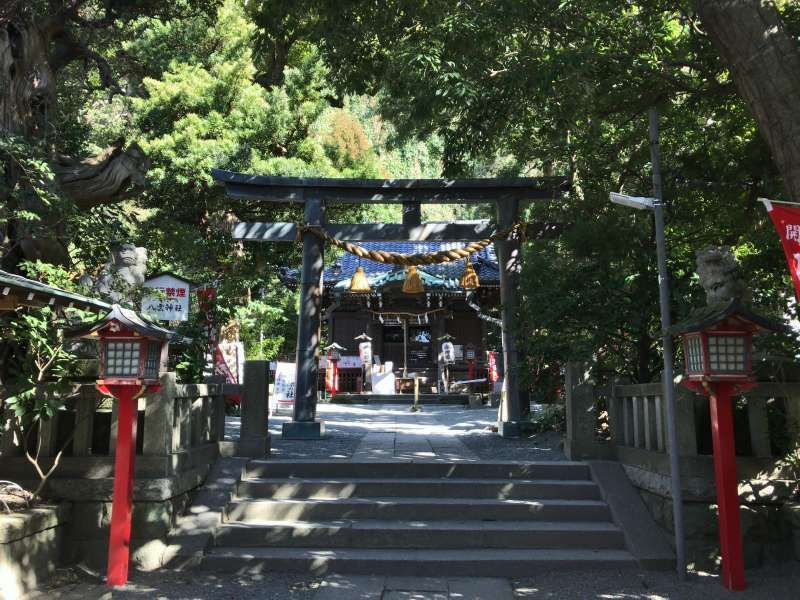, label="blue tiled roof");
[281,240,500,289]
[329,241,499,289]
